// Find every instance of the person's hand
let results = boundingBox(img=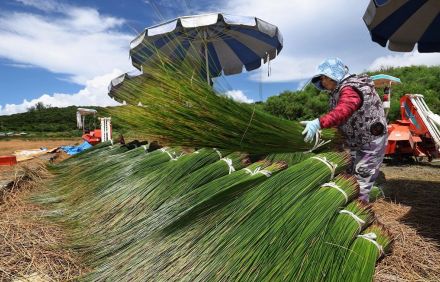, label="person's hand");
[300,119,321,143]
